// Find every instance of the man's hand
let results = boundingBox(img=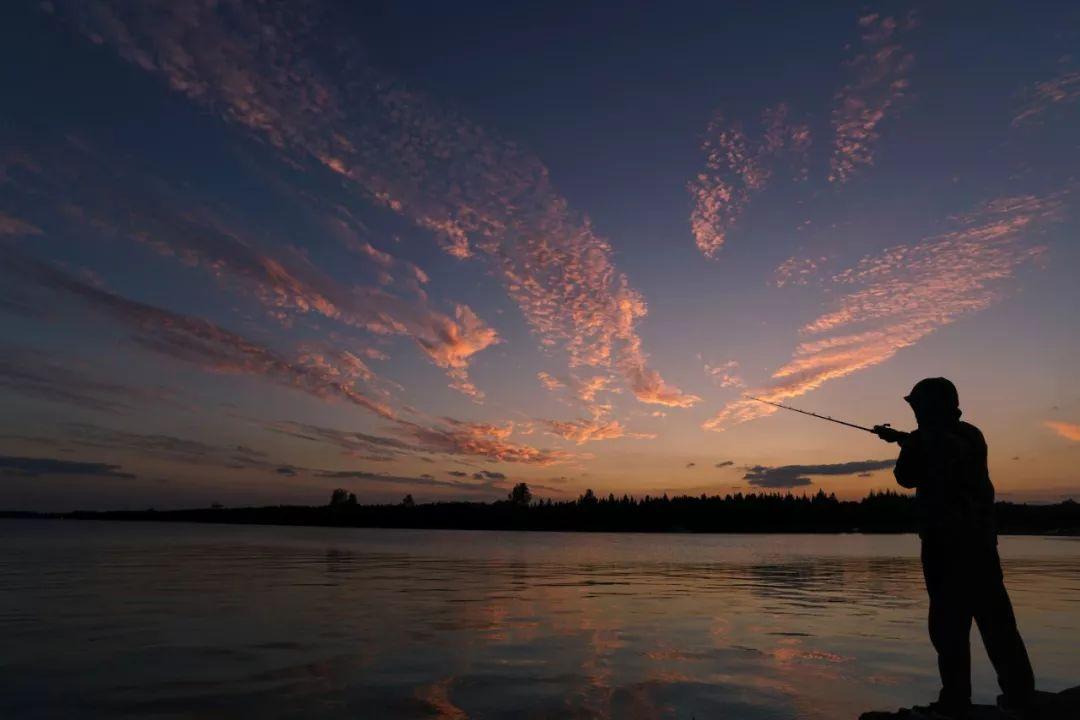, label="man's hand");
[873,424,909,444]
